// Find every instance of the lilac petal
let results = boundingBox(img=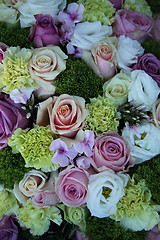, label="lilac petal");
[77,4,85,16]
[58,11,70,23]
[52,151,69,167]
[49,138,68,152]
[67,3,79,14]
[83,145,93,157]
[67,43,76,54]
[74,142,84,154]
[66,145,78,160]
